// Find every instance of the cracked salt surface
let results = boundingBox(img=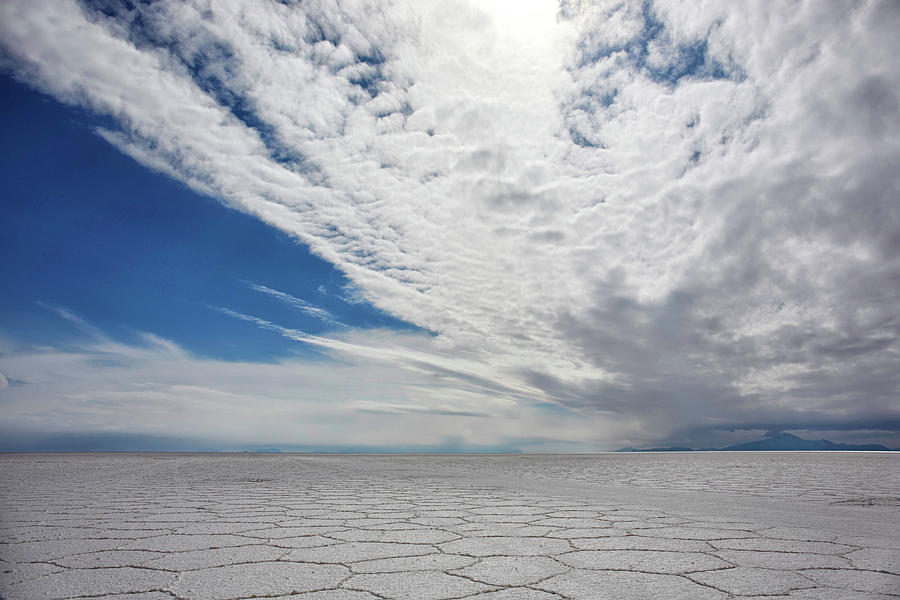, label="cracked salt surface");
[1,453,898,599]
